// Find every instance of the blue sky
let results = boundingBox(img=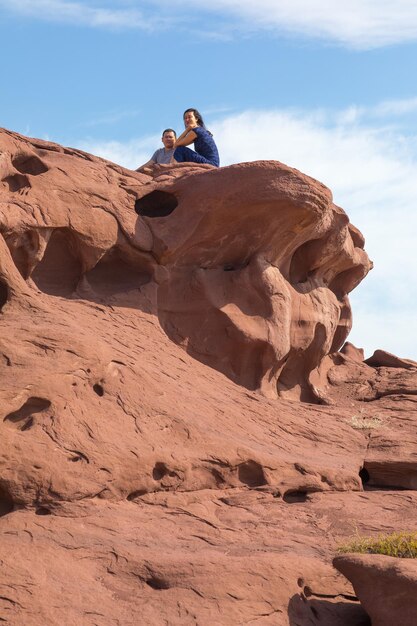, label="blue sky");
[2,0,417,359]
